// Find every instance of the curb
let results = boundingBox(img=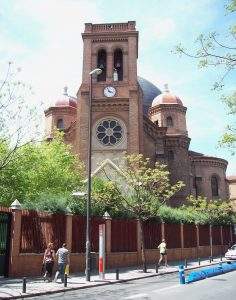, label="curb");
[2,260,224,299]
